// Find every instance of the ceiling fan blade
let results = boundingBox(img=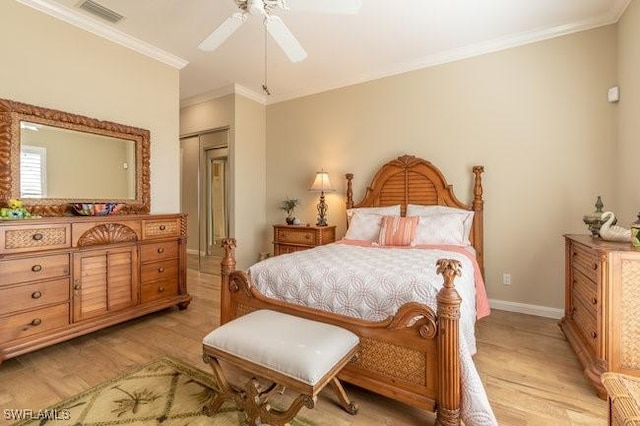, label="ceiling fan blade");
[265,15,307,62]
[198,12,247,51]
[285,0,362,14]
